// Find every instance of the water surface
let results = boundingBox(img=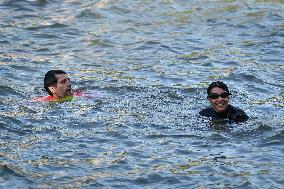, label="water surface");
[0,0,283,188]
